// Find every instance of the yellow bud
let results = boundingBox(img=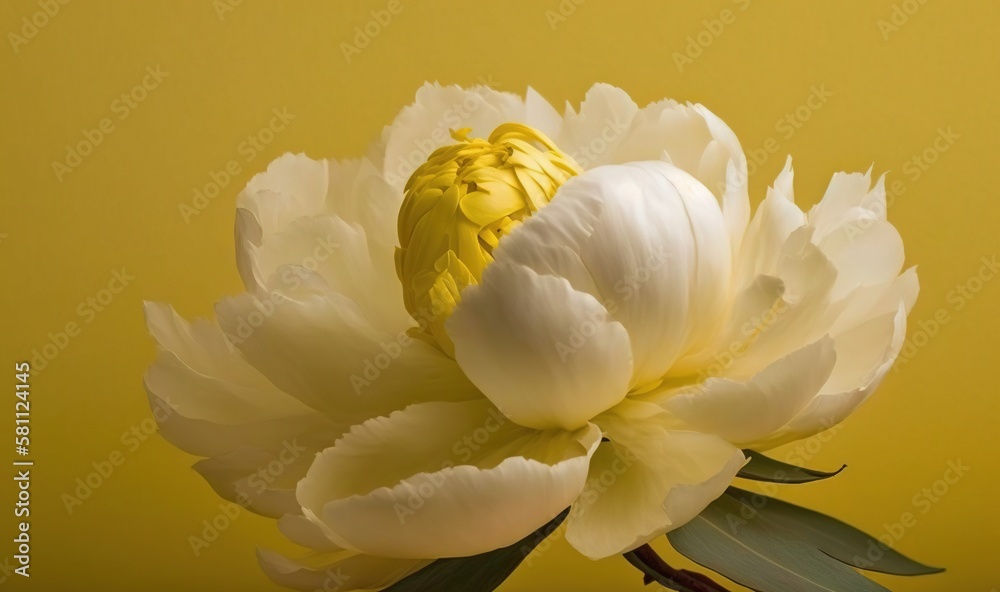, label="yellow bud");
[395,123,582,355]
